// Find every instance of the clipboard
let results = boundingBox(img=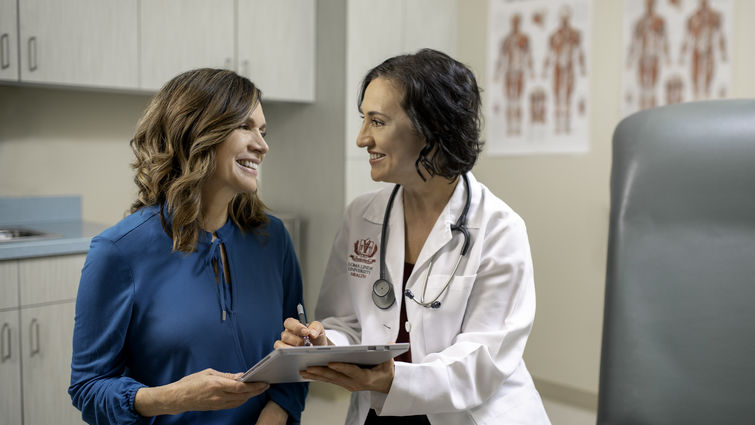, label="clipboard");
[238,343,410,384]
